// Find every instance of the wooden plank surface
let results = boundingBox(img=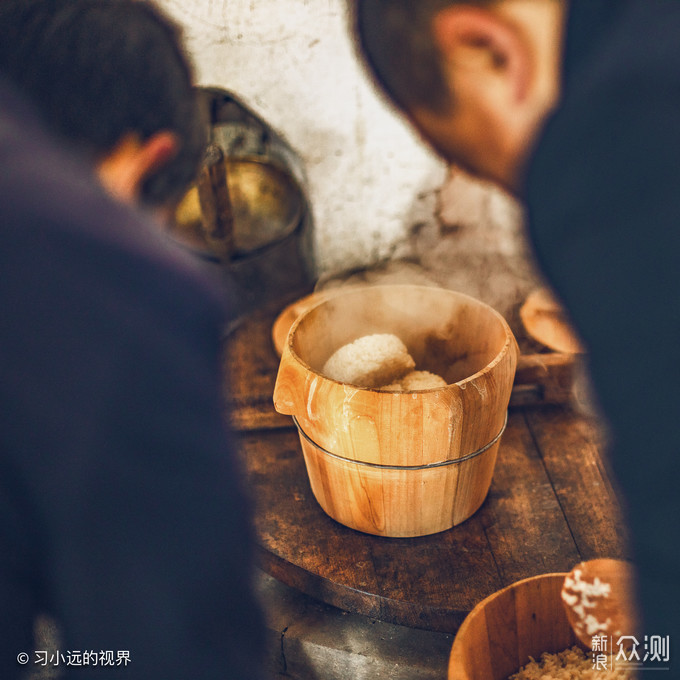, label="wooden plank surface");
[239,427,502,632]
[223,303,292,432]
[477,413,581,585]
[225,303,629,633]
[524,407,628,561]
